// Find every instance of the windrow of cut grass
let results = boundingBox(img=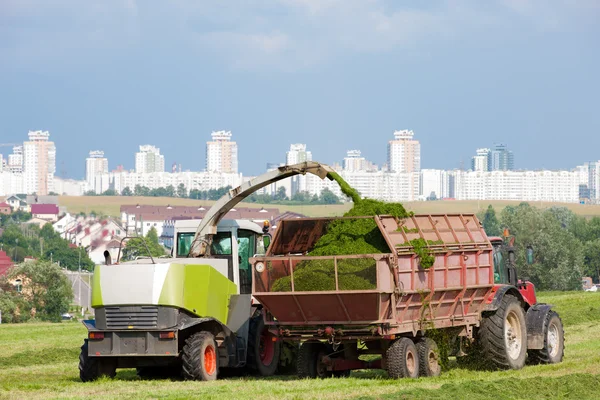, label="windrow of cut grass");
[0,291,598,399]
